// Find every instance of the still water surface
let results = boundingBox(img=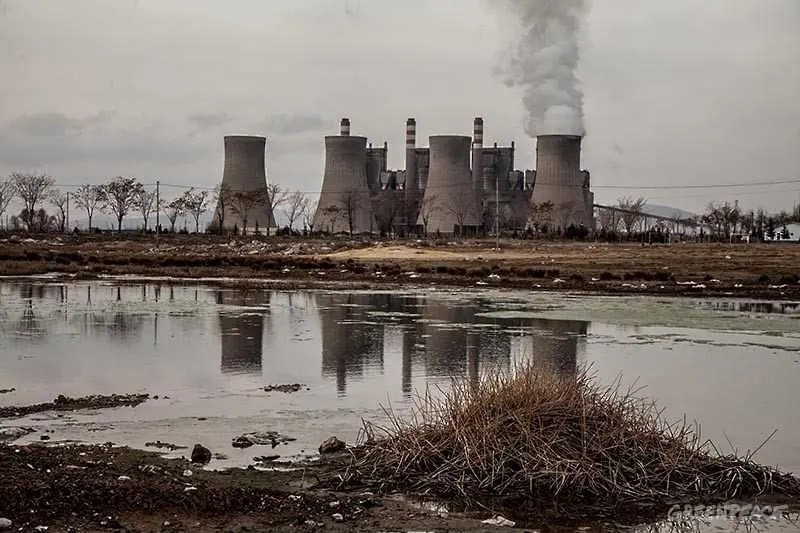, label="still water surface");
[0,280,799,525]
